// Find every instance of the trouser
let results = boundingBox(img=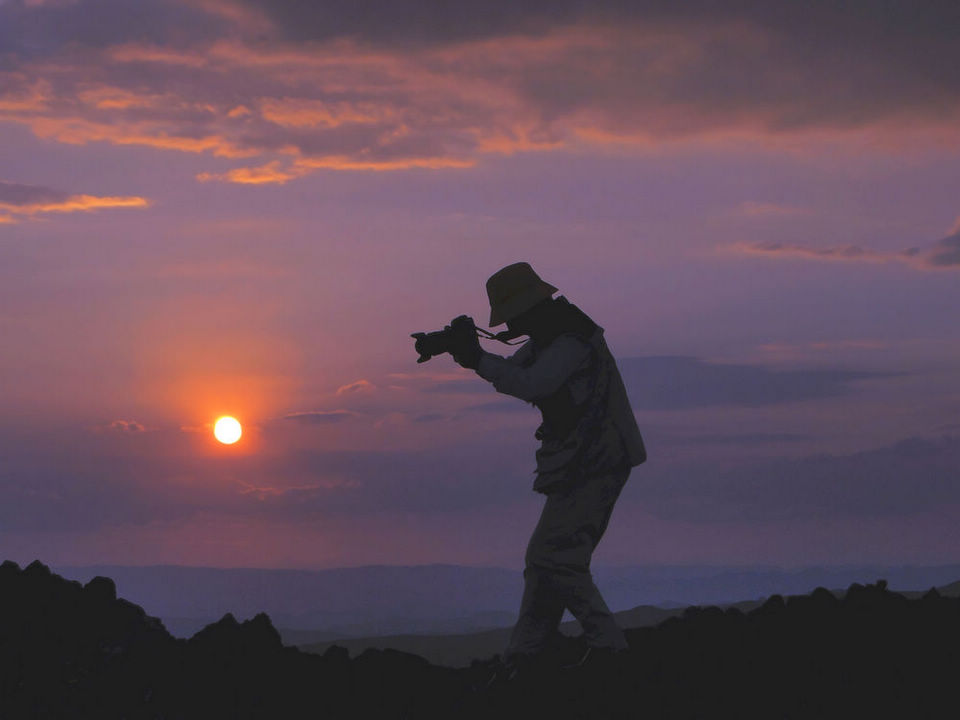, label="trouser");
[505,465,631,658]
